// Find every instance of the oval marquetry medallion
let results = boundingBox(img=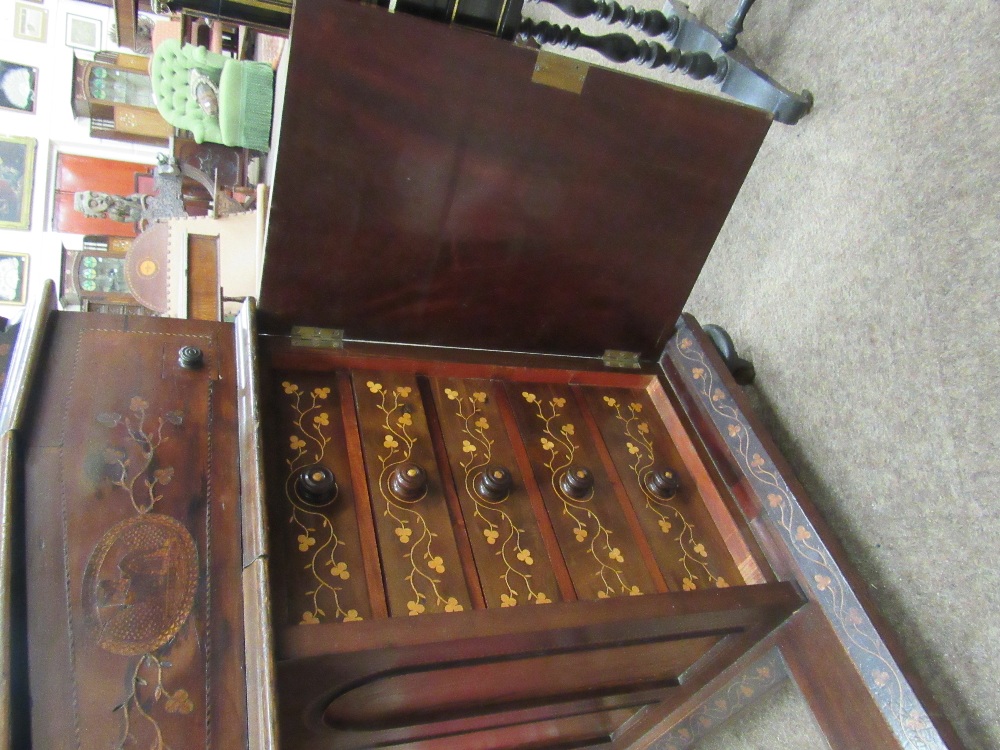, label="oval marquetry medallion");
[82,513,199,656]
